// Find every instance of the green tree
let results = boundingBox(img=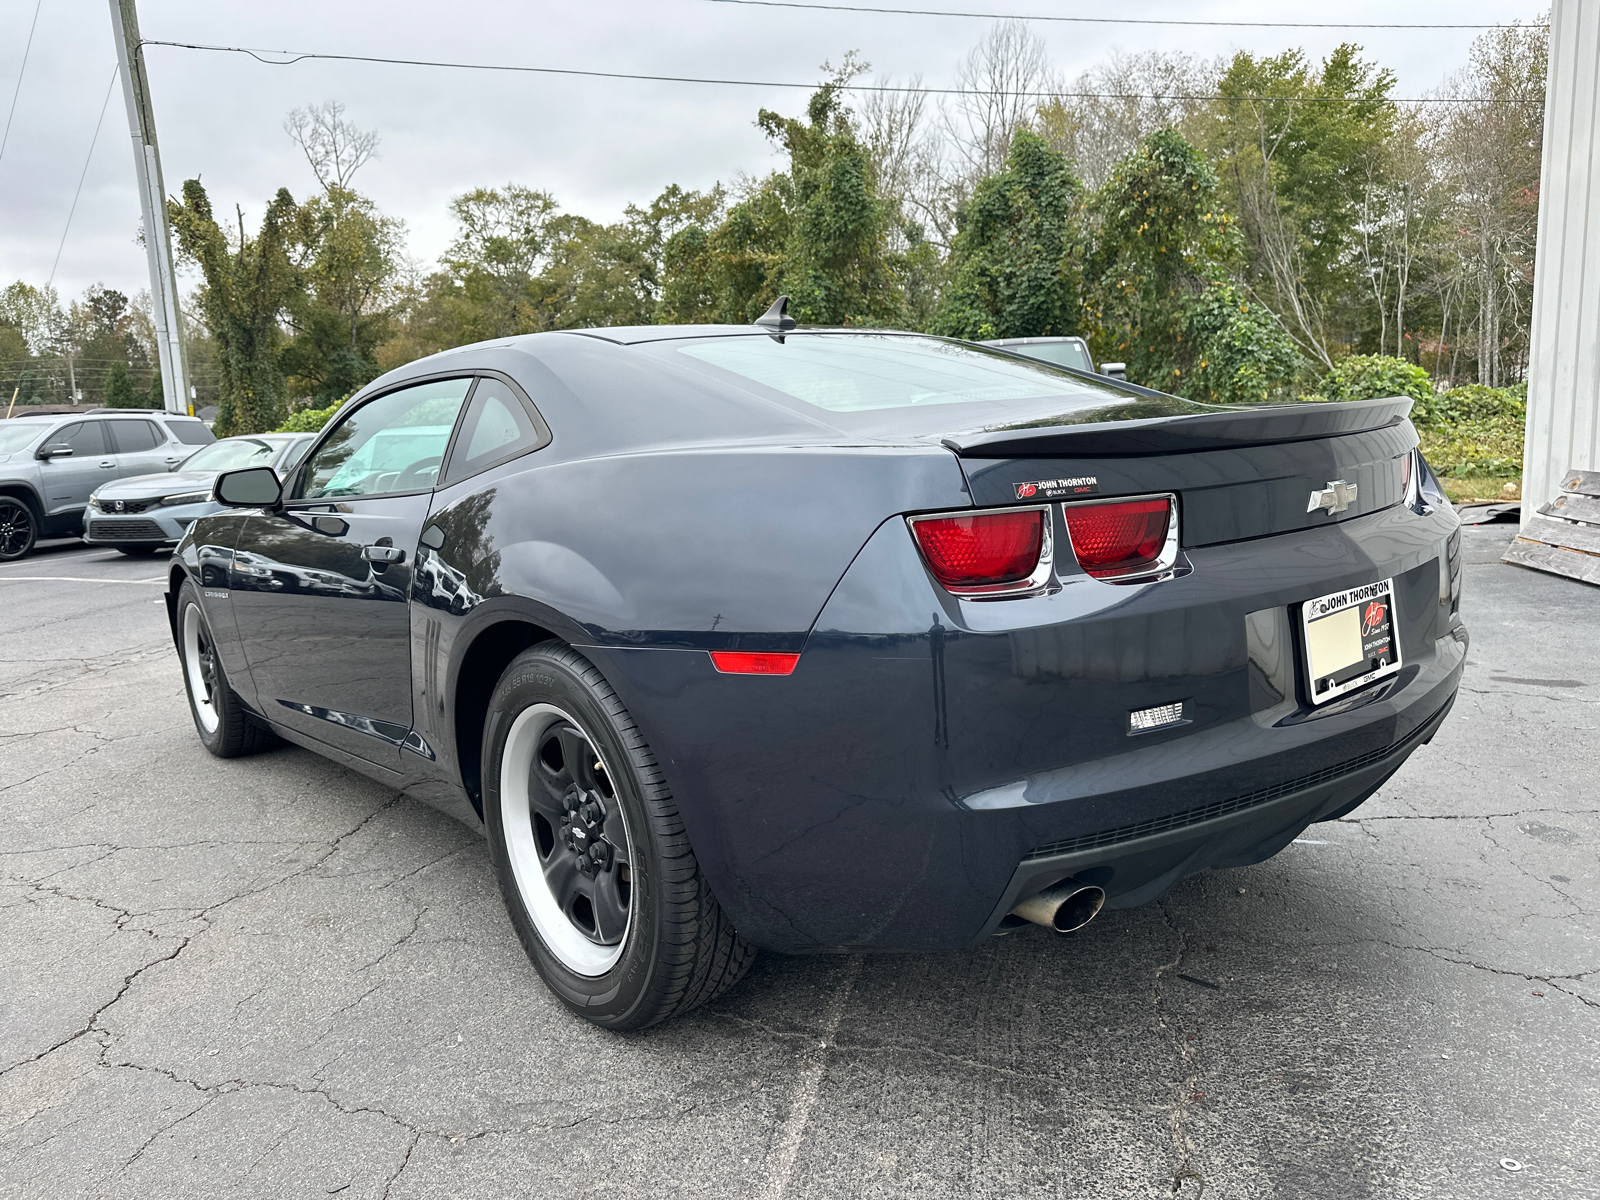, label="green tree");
[103,360,138,407]
[1205,45,1396,366]
[168,180,301,435]
[753,82,902,326]
[282,185,404,402]
[1086,130,1300,404]
[684,81,901,327]
[928,128,1085,340]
